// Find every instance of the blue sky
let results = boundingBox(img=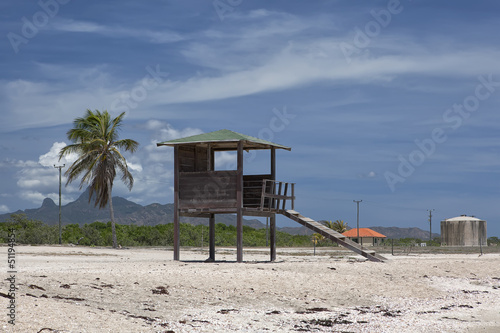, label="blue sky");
[1,0,499,237]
